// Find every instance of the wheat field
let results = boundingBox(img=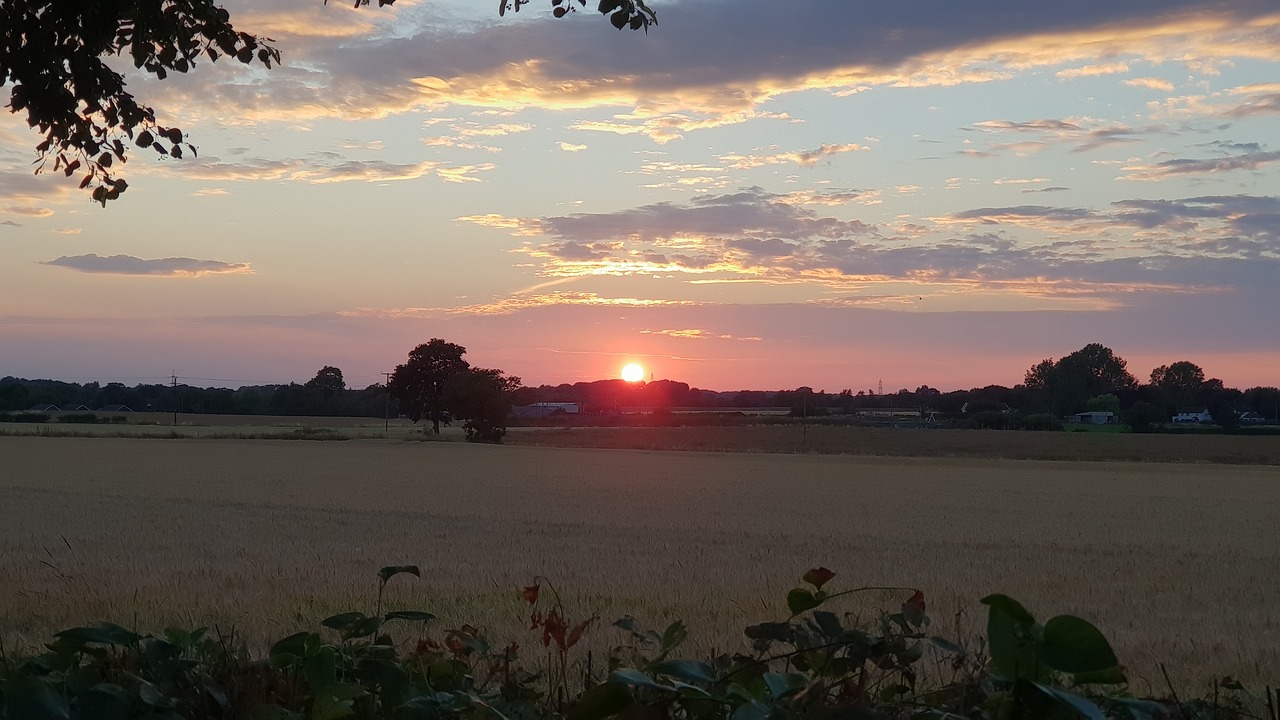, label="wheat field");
[2,436,1277,693]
